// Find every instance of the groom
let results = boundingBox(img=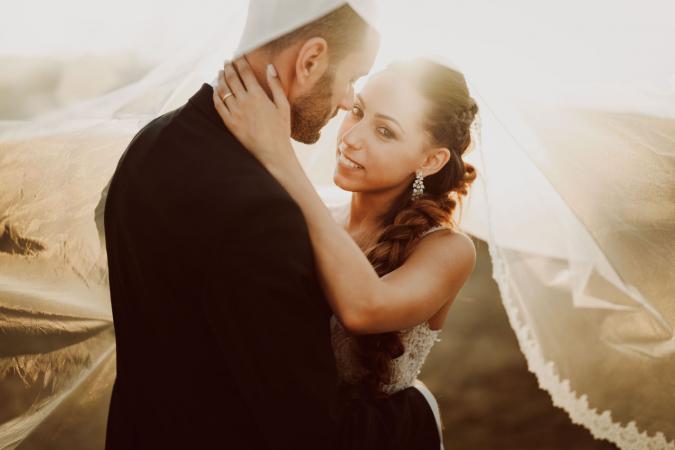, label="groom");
[103,1,440,449]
